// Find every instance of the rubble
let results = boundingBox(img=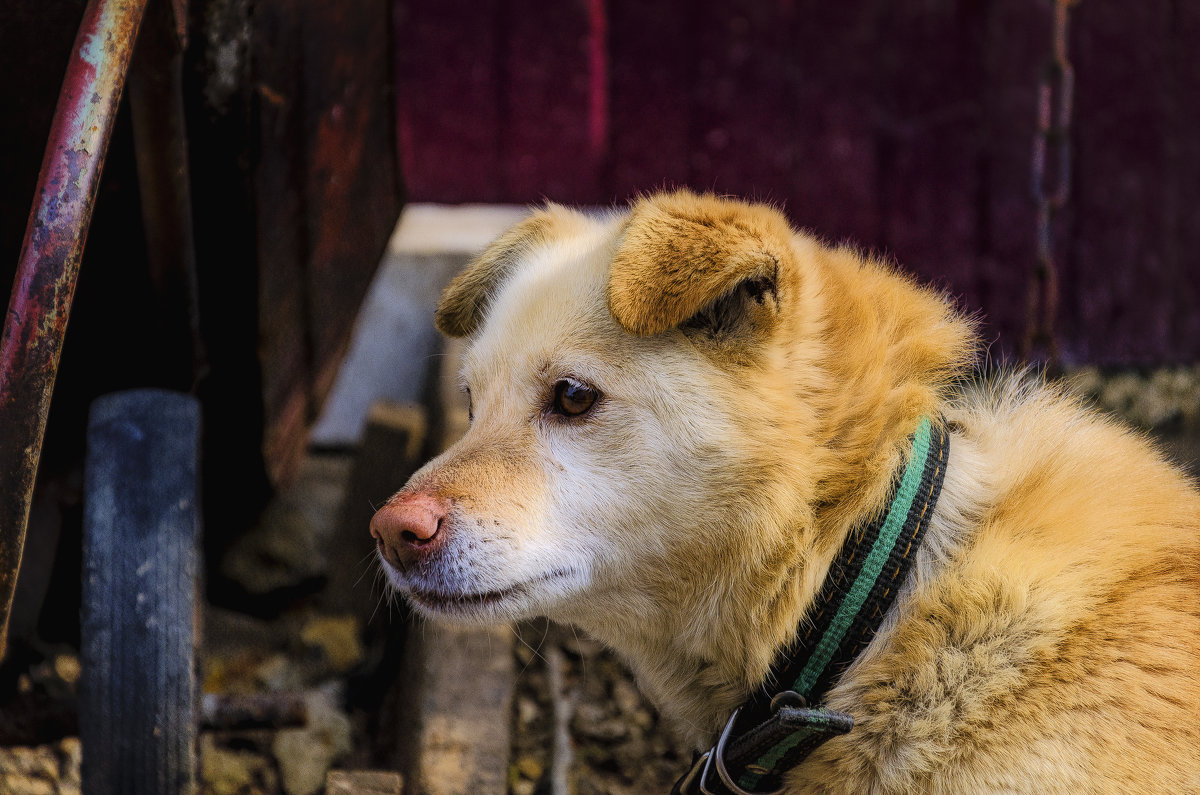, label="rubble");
[0,738,81,795]
[271,684,353,795]
[199,734,278,795]
[511,621,693,795]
